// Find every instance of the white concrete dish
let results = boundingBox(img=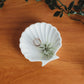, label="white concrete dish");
[19,22,62,66]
